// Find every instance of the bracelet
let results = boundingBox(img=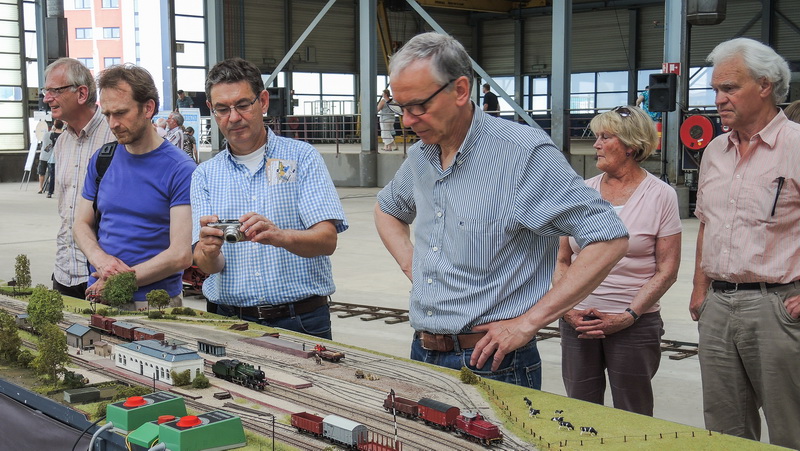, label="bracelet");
[625,307,640,322]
